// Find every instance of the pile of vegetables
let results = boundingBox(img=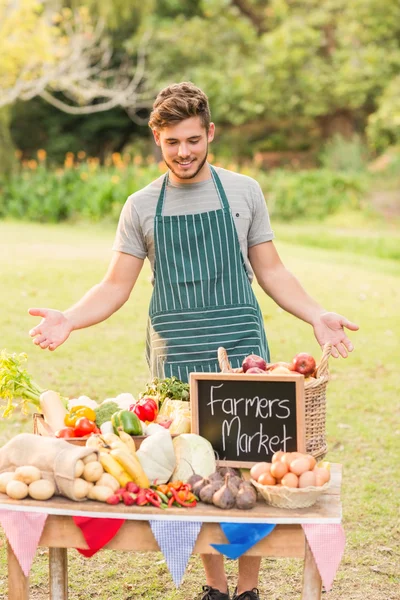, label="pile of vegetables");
[0,466,55,501]
[190,467,257,510]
